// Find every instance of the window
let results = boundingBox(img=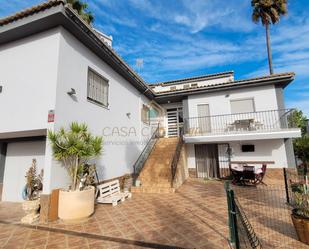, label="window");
[230,98,255,114]
[87,68,109,107]
[170,86,176,91]
[183,84,190,89]
[191,83,198,87]
[141,104,150,124]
